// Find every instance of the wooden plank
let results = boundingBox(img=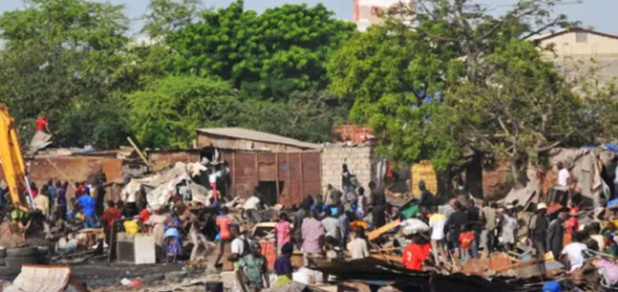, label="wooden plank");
[368,219,400,241]
[276,153,280,200]
[296,152,305,203]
